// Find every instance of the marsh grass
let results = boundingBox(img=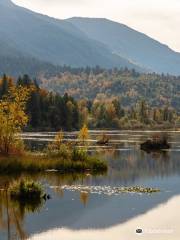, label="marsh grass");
[0,153,107,174]
[9,179,44,201]
[0,130,107,174]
